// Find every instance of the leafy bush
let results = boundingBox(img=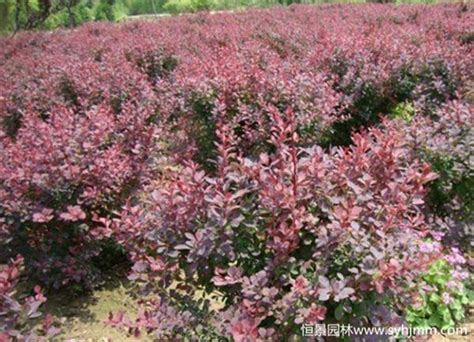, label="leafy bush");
[0,3,472,339]
[163,0,213,14]
[126,0,167,15]
[107,116,445,339]
[0,100,157,289]
[398,100,473,249]
[94,0,128,21]
[0,255,60,340]
[0,37,161,289]
[43,2,95,29]
[406,254,471,329]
